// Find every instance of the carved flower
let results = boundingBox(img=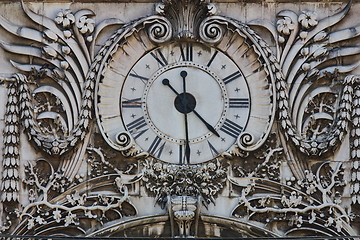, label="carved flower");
[53,208,62,223]
[277,17,295,35]
[335,218,343,232]
[76,16,95,34]
[206,162,216,171]
[298,11,318,29]
[55,10,75,28]
[64,212,77,227]
[35,216,46,225]
[28,188,36,202]
[325,216,334,227]
[306,183,316,194]
[85,211,97,218]
[153,162,163,172]
[27,218,35,230]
